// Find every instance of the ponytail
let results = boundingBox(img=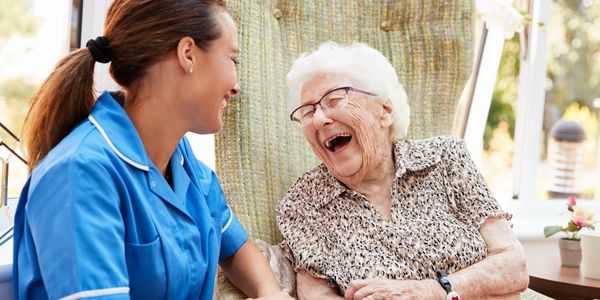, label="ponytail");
[23,49,96,171]
[23,0,227,171]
